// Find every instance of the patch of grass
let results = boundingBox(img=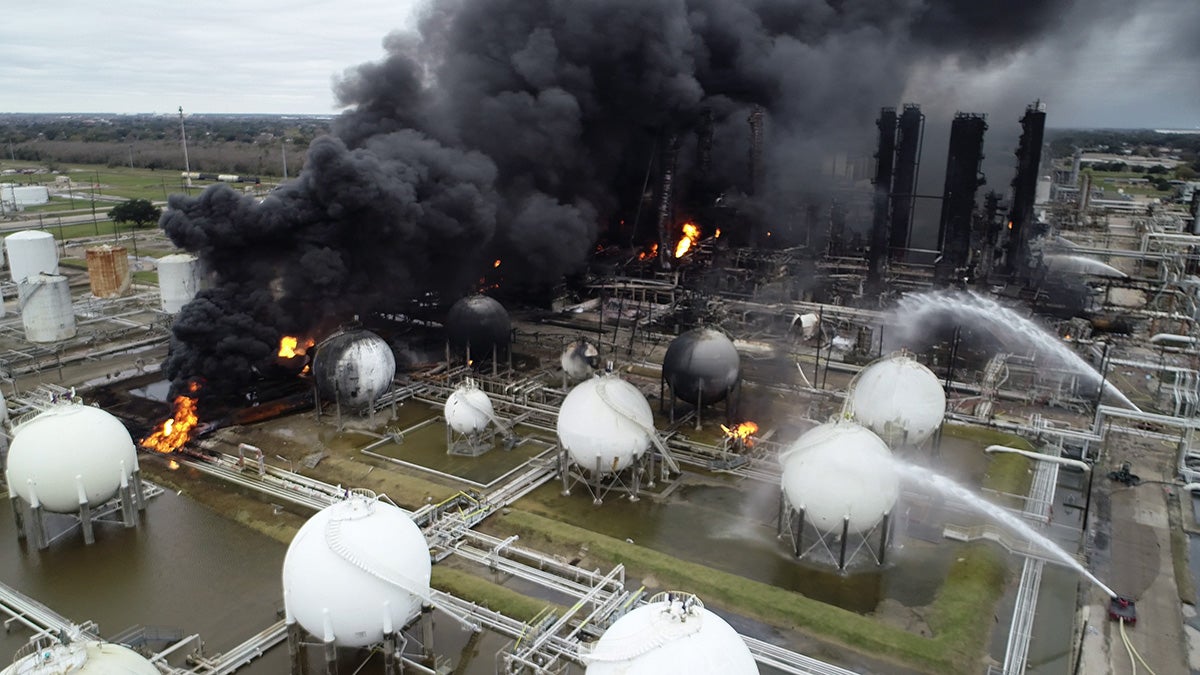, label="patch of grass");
[431,566,562,623]
[133,271,159,285]
[941,424,1034,495]
[1167,490,1197,606]
[494,509,1009,673]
